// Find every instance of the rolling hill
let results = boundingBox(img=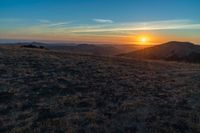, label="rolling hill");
[47,44,121,56]
[0,45,200,132]
[121,41,200,63]
[1,42,121,56]
[0,42,152,56]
